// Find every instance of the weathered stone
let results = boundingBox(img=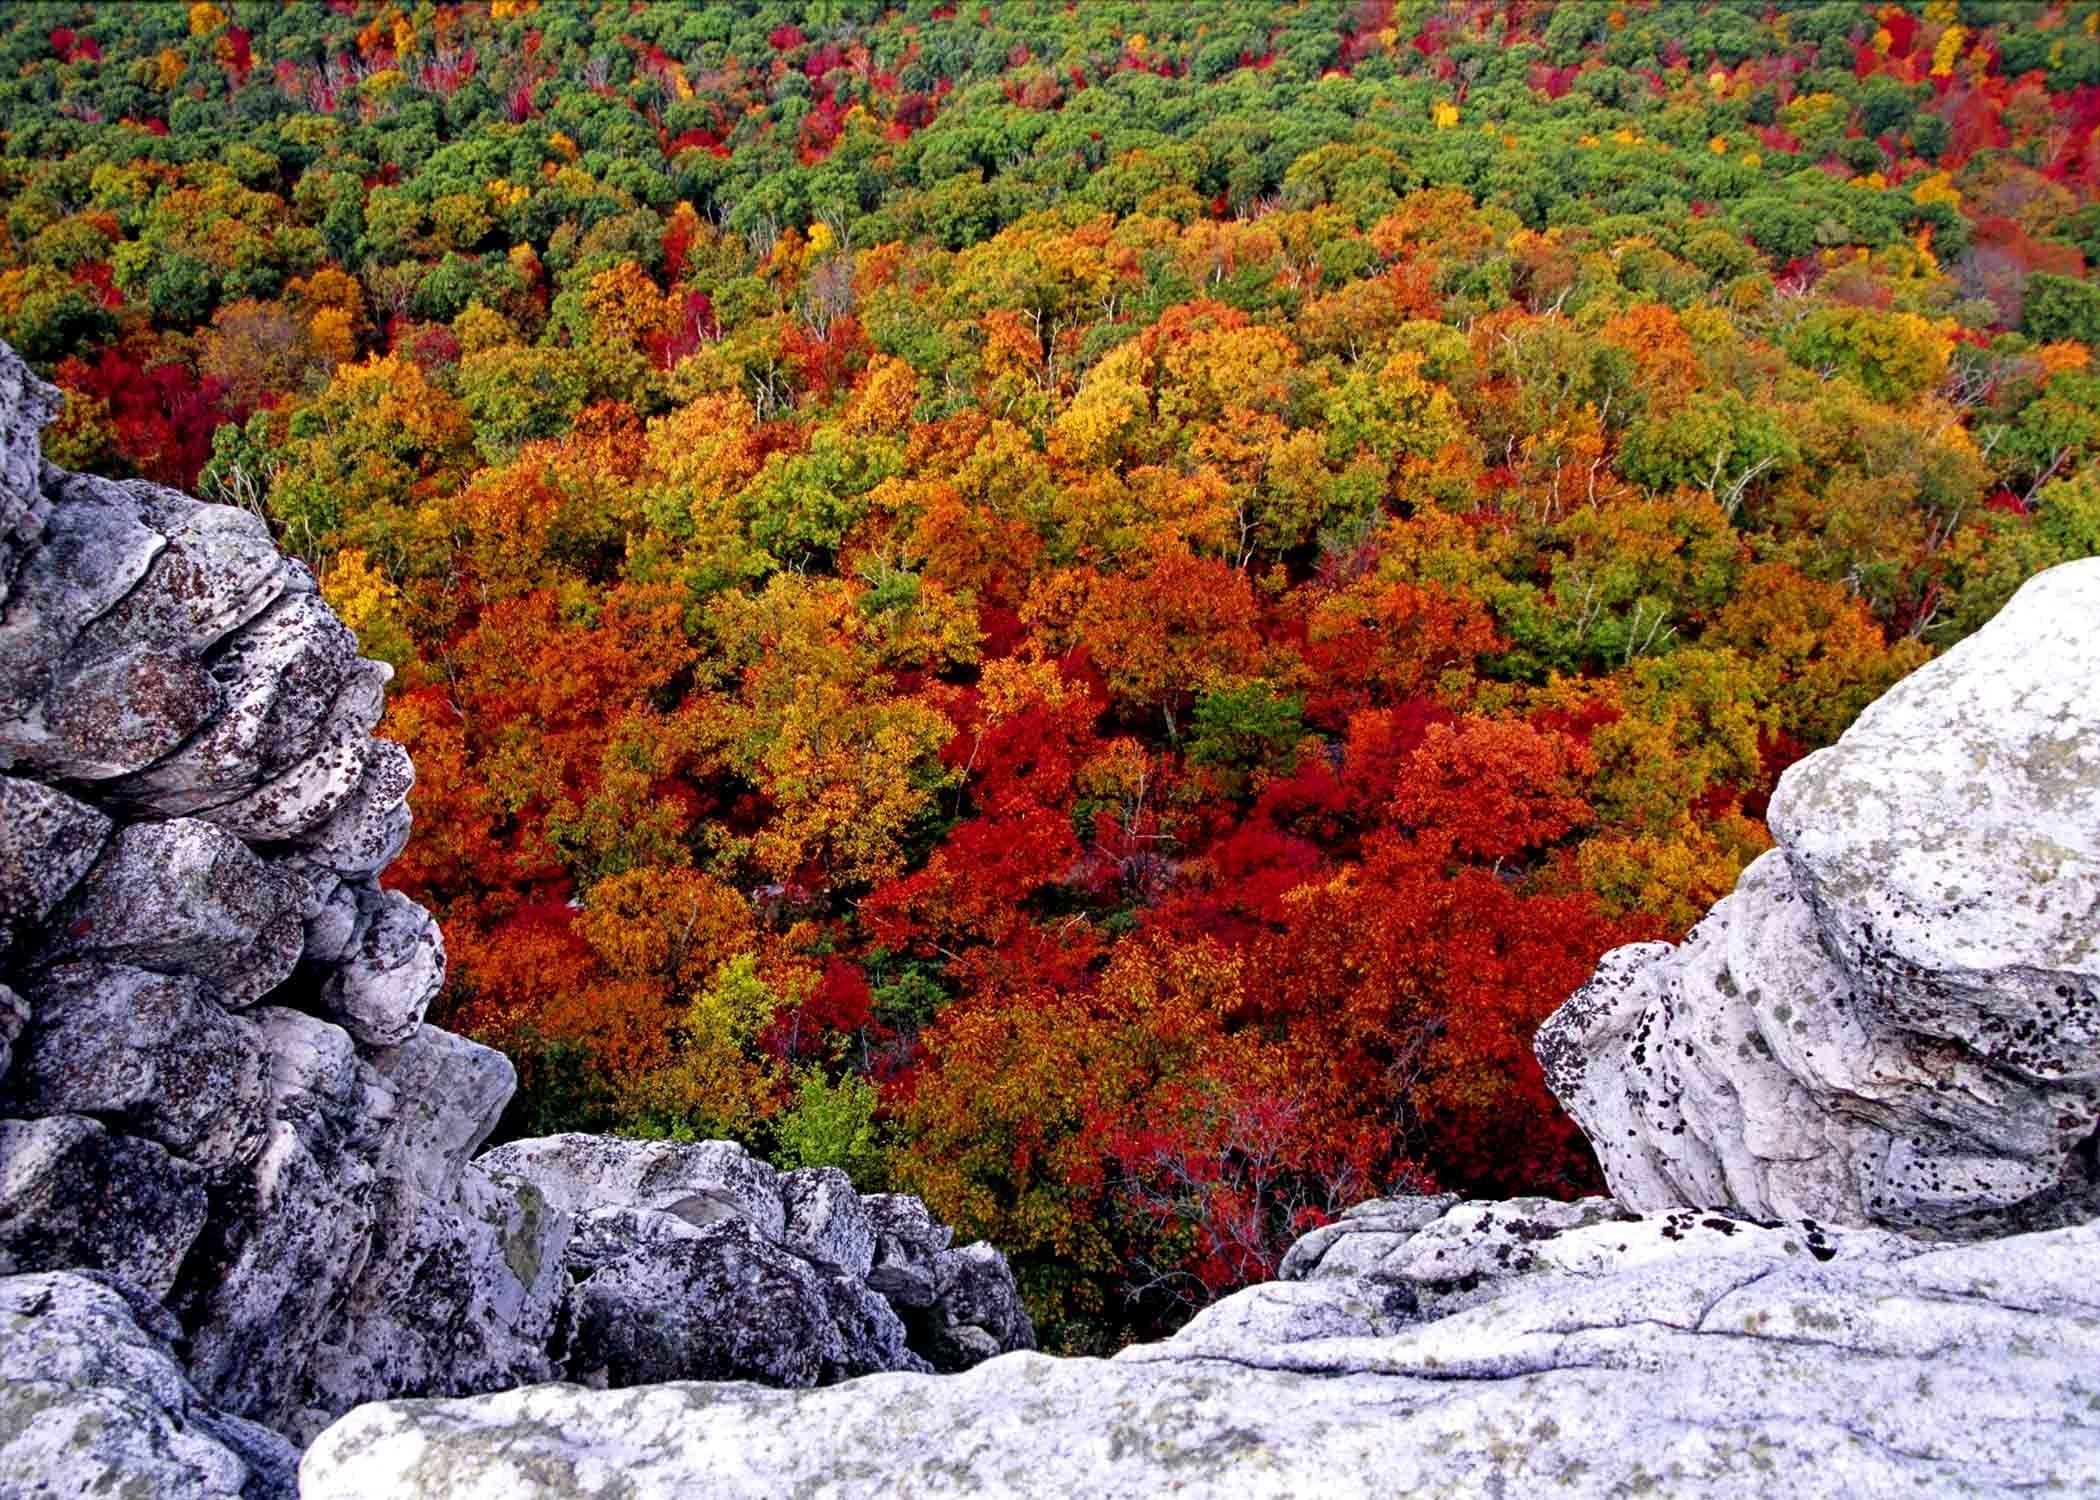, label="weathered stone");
[478,1134,787,1242]
[0,984,23,1083]
[1276,1193,1457,1282]
[364,1025,517,1195]
[562,1204,708,1275]
[312,886,445,1048]
[292,739,413,876]
[1539,558,2100,1238]
[179,1008,381,1428]
[181,1119,379,1431]
[289,1027,569,1438]
[816,1266,927,1378]
[909,1241,1034,1371]
[113,588,359,817]
[0,1115,207,1298]
[6,962,271,1166]
[297,1161,567,1441]
[303,1216,2100,1499]
[299,874,363,967]
[861,1192,951,1307]
[72,486,287,661]
[780,1166,876,1276]
[1,1271,296,1500]
[554,1218,847,1390]
[0,478,181,776]
[37,818,305,1007]
[0,343,57,597]
[0,775,110,957]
